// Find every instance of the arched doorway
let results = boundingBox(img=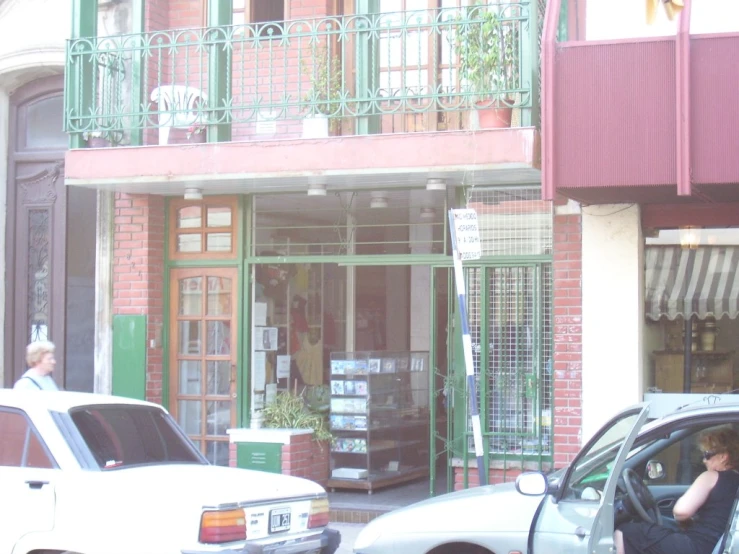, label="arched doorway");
[4,75,96,390]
